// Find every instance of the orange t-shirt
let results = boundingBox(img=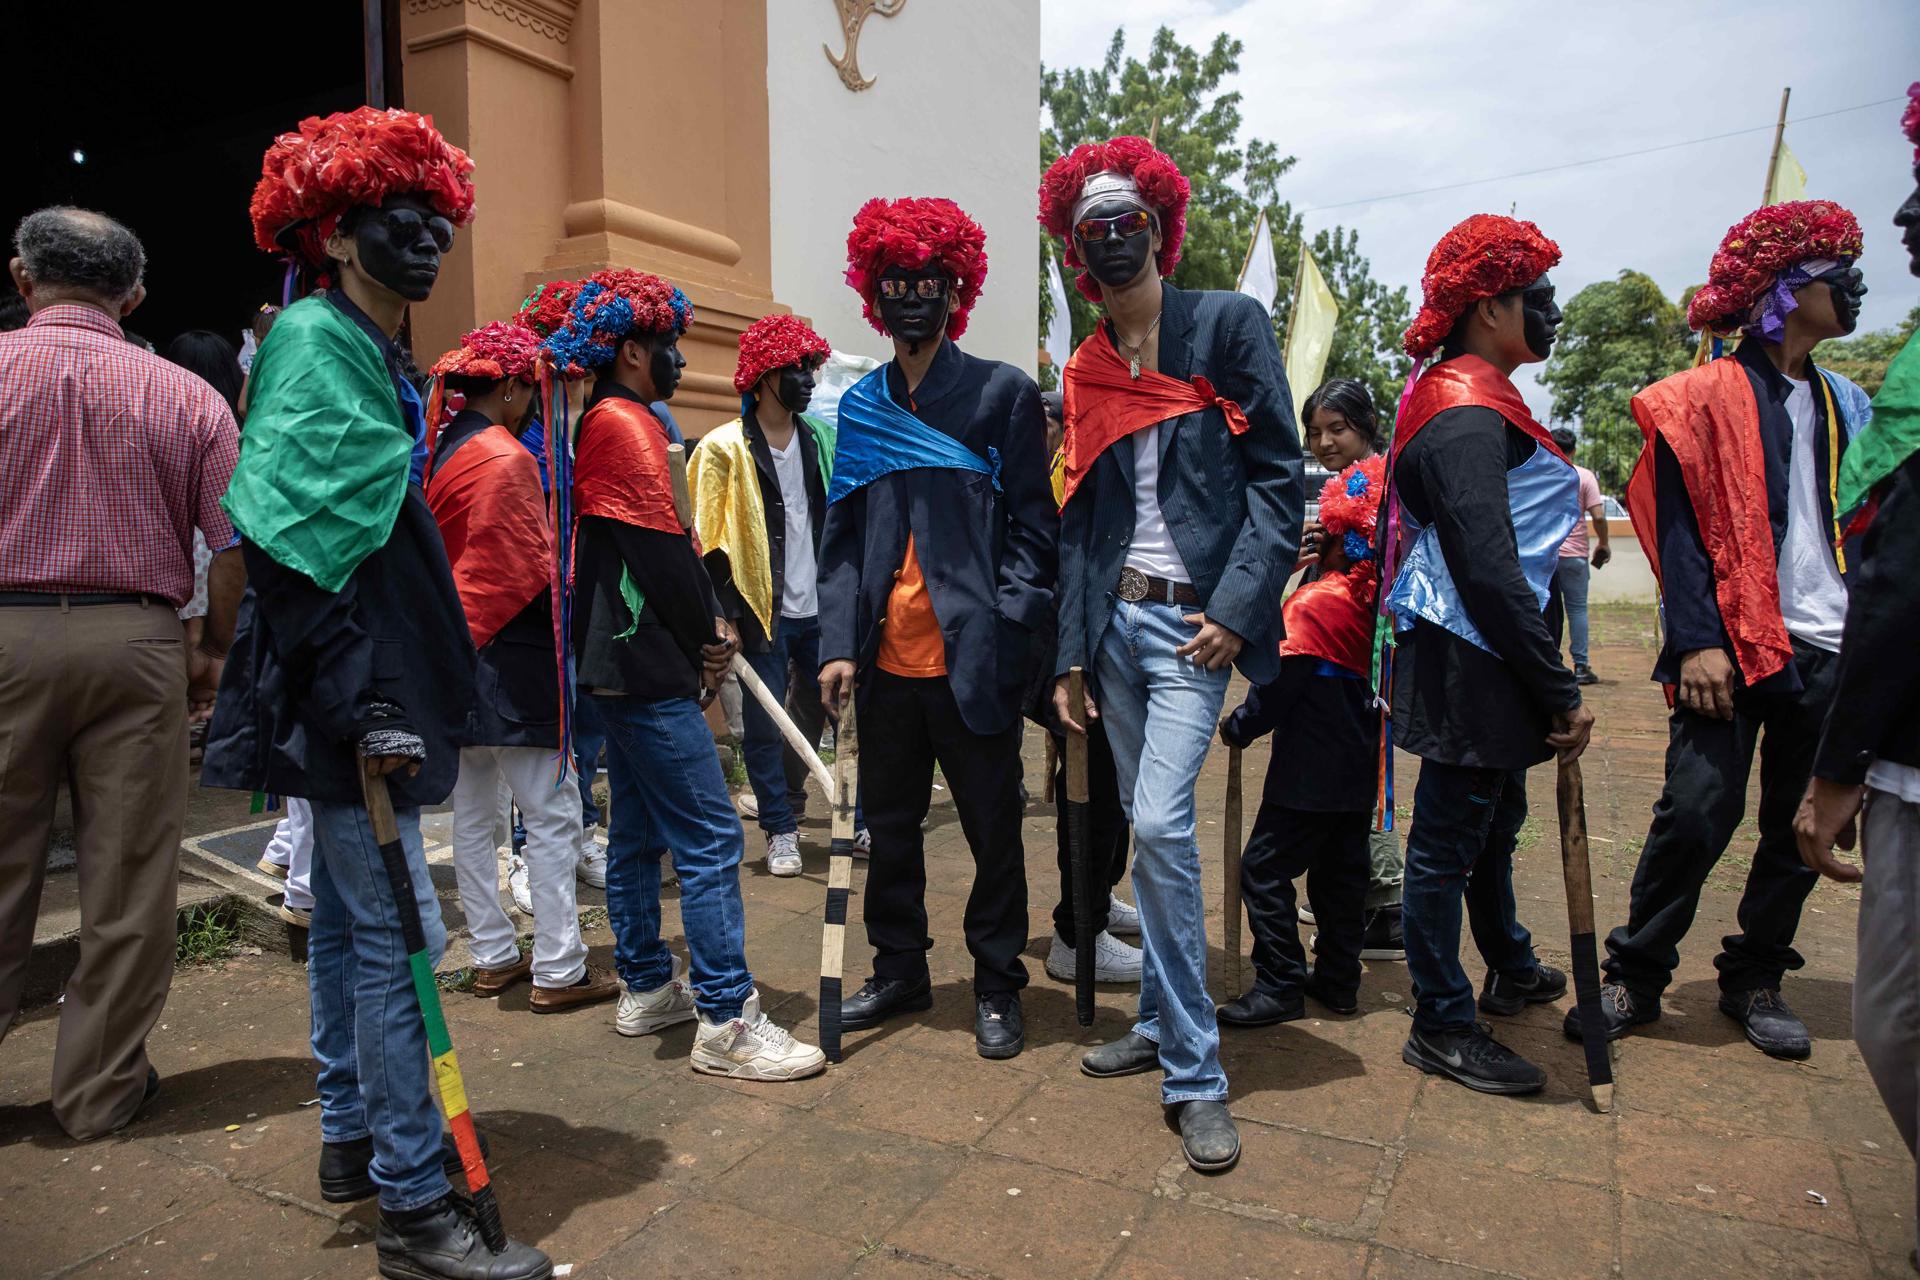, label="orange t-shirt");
[875,532,947,677]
